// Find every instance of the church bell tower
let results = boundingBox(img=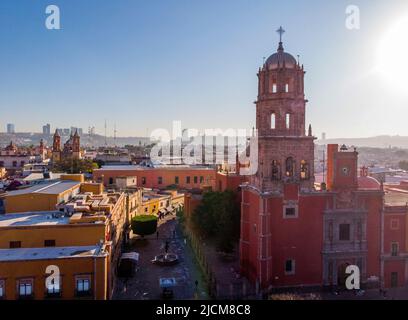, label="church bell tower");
[253,26,315,193]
